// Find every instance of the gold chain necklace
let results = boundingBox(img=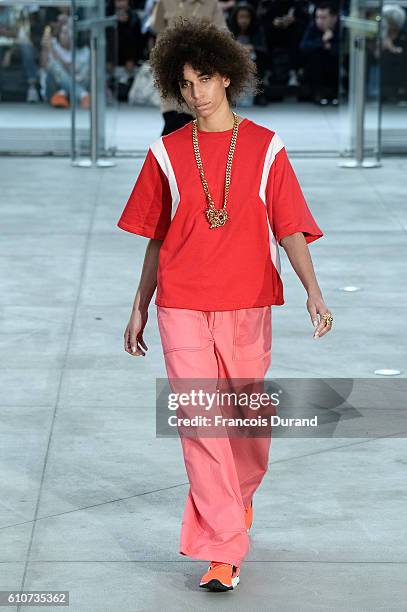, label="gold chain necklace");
[192,111,239,229]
